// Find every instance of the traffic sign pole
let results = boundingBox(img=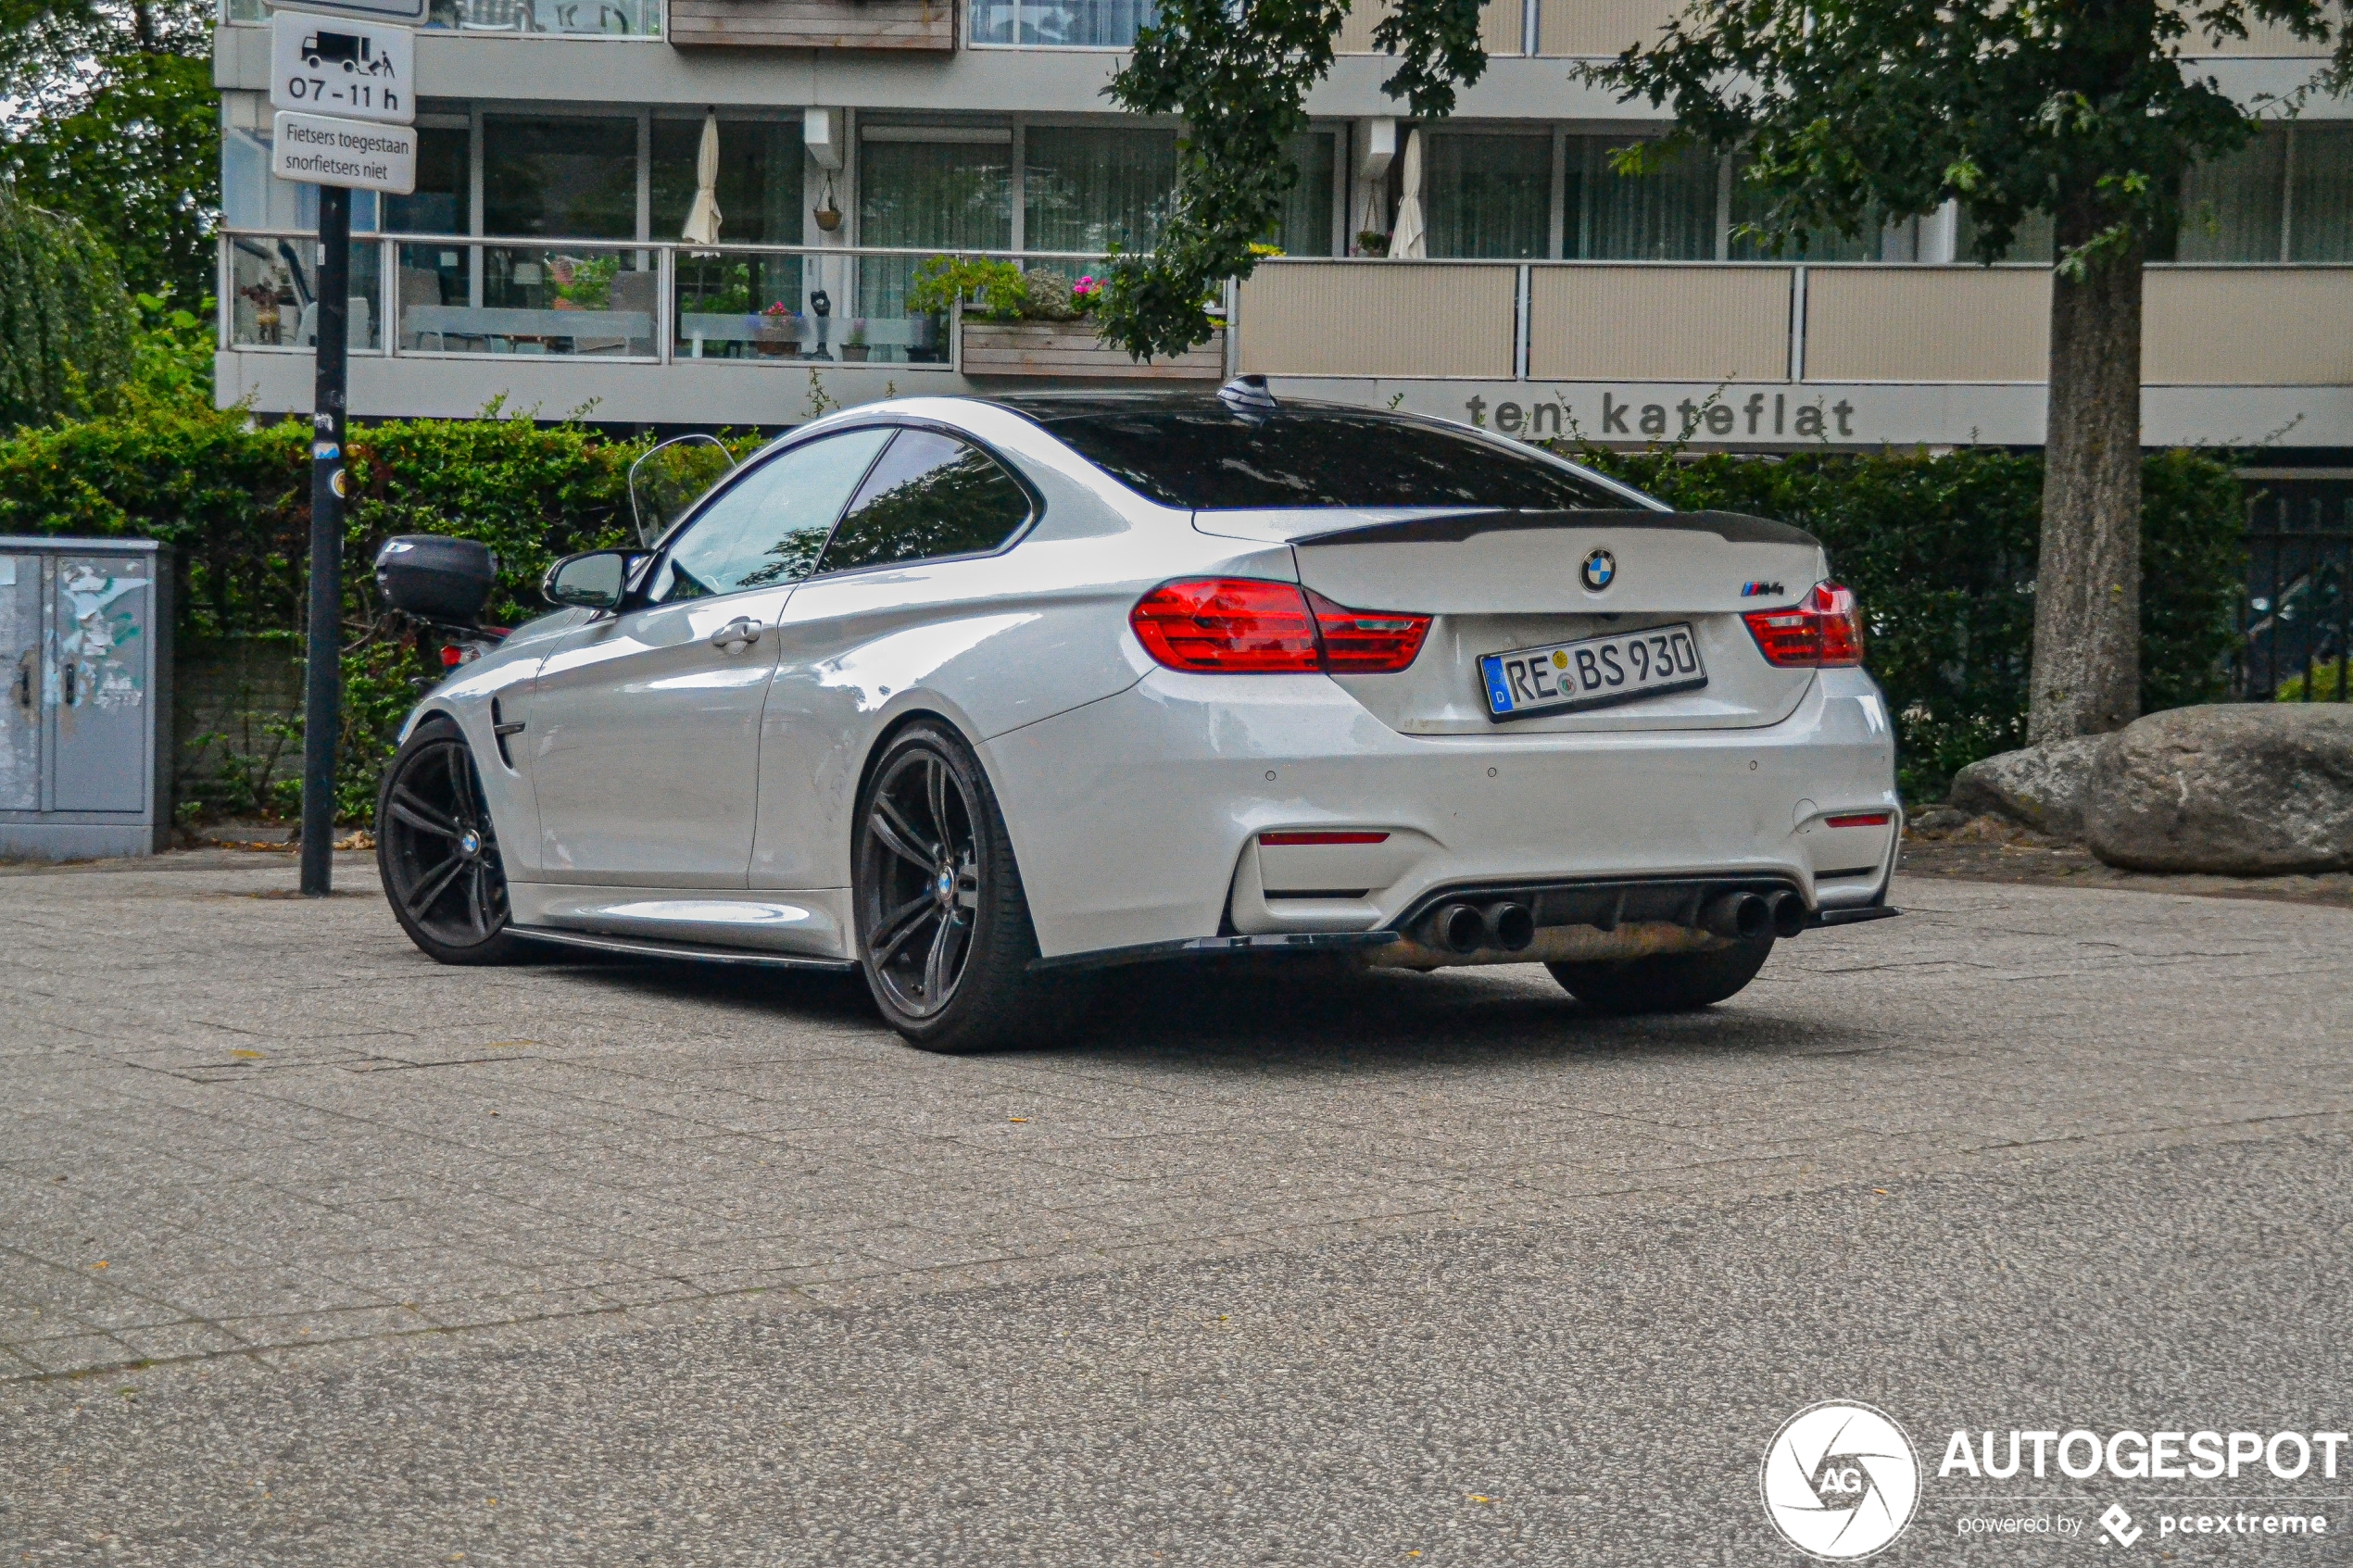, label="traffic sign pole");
[299,185,351,897]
